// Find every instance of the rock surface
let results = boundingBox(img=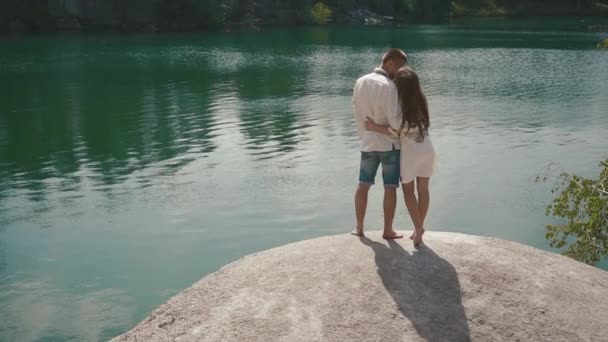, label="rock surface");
[113,231,608,342]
